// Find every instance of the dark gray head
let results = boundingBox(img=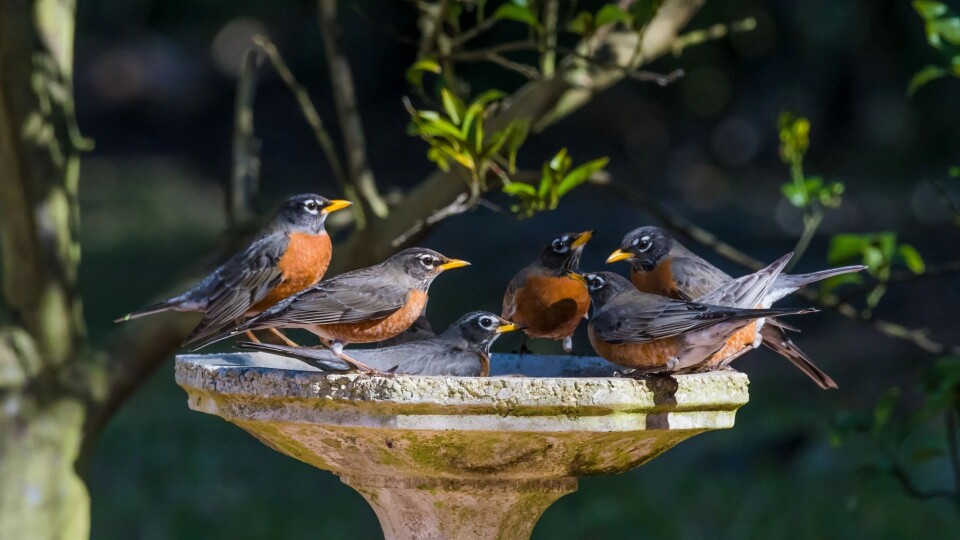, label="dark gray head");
[577,271,635,308]
[607,226,674,272]
[442,311,522,352]
[274,193,352,234]
[538,231,594,274]
[386,247,470,289]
